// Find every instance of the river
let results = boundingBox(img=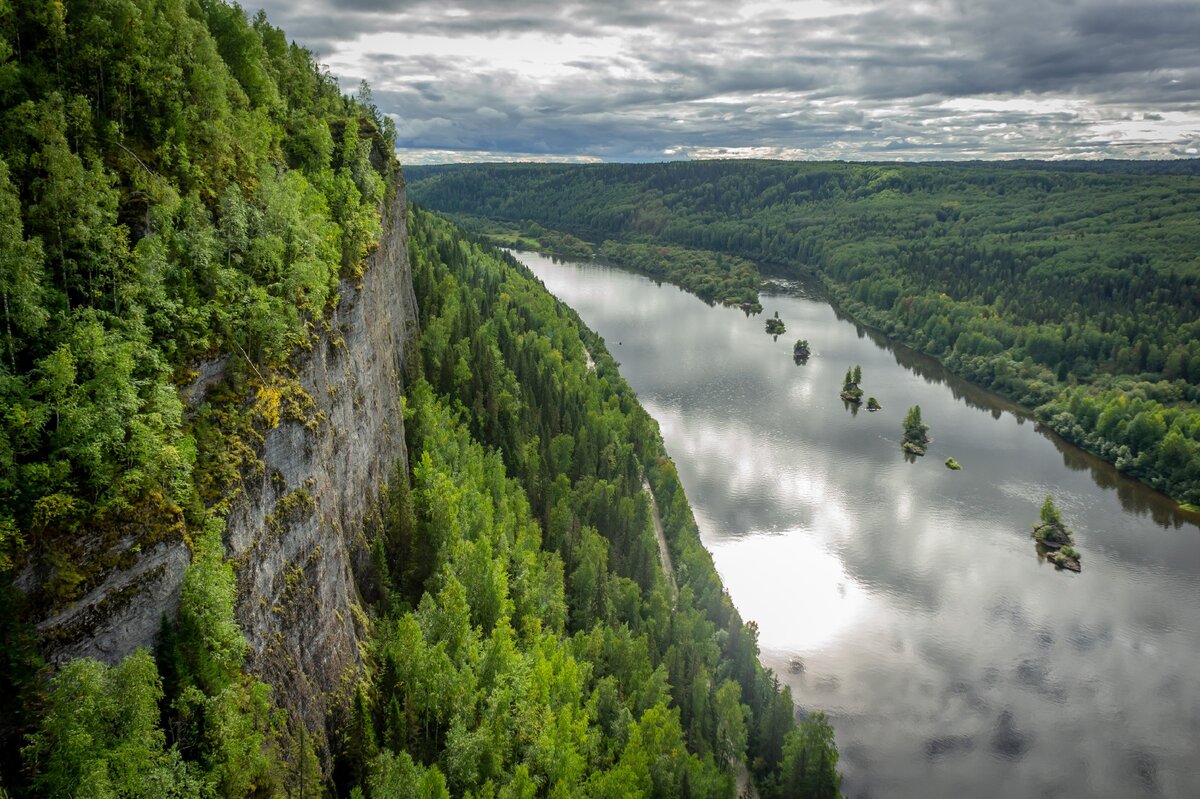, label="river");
[513,250,1200,799]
